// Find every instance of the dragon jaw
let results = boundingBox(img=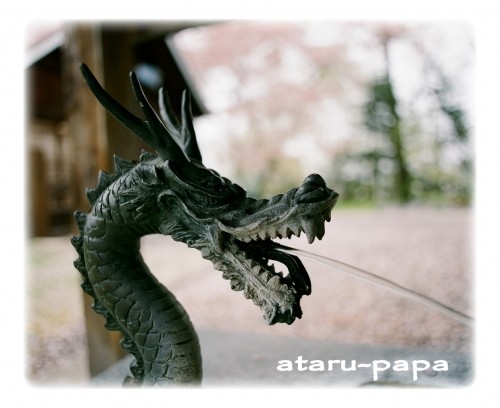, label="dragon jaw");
[200,173,339,325]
